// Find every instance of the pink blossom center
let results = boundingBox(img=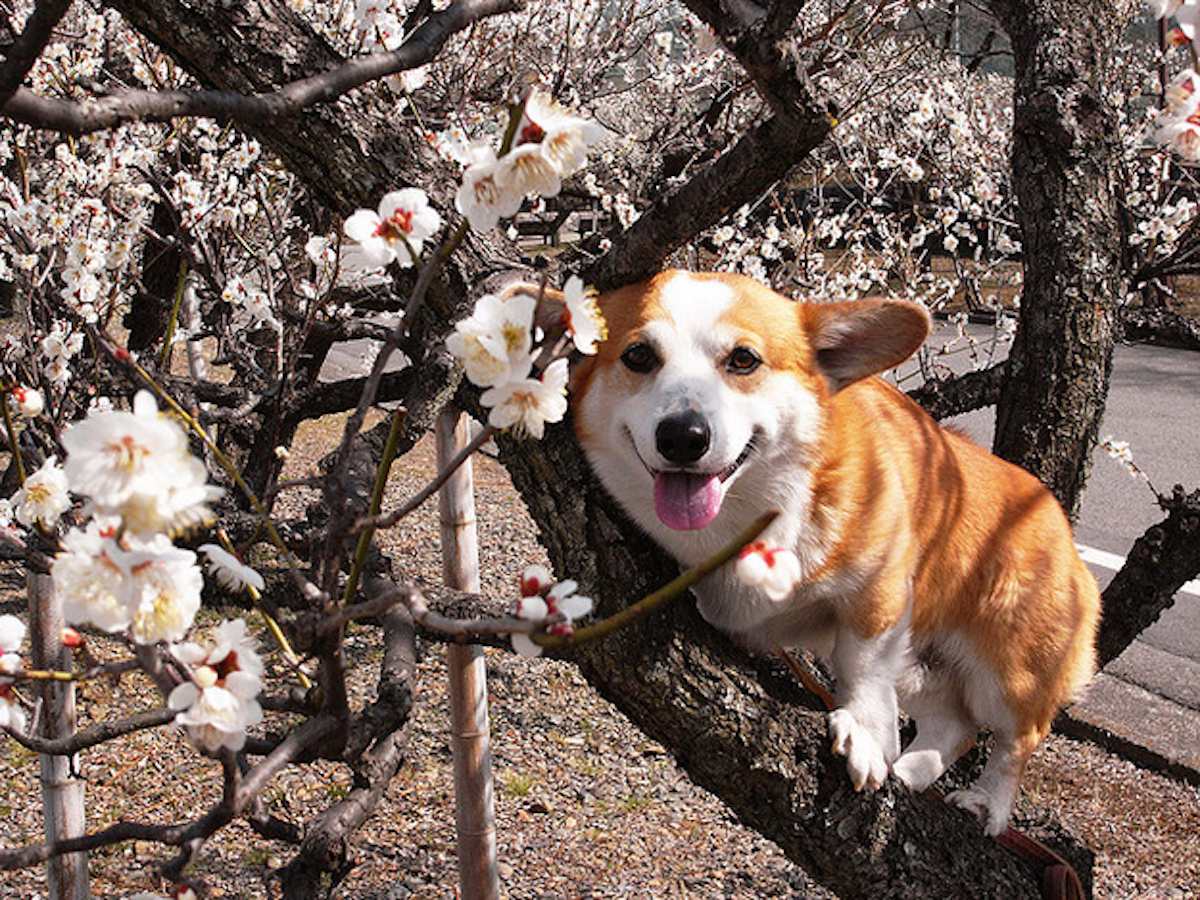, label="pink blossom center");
[520,121,546,145]
[375,208,415,241]
[107,435,149,472]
